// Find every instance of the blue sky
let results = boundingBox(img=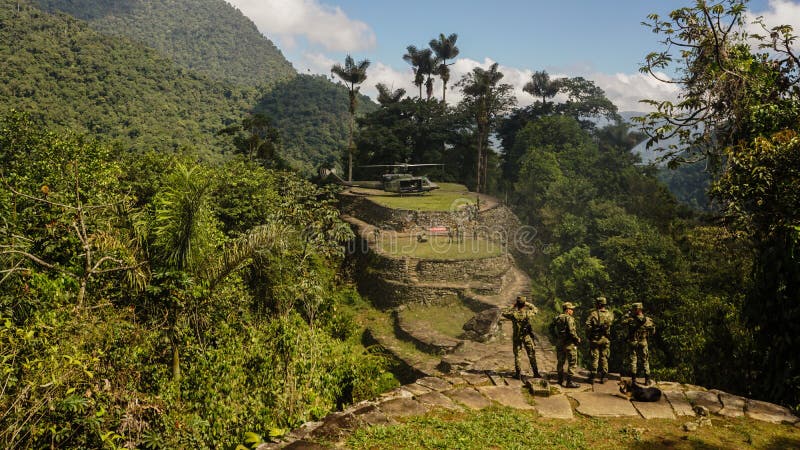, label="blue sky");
[226,0,799,111]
